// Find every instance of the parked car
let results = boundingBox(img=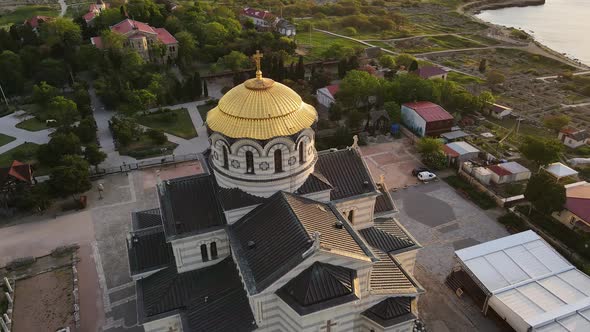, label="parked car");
[411,167,430,176]
[417,171,437,182]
